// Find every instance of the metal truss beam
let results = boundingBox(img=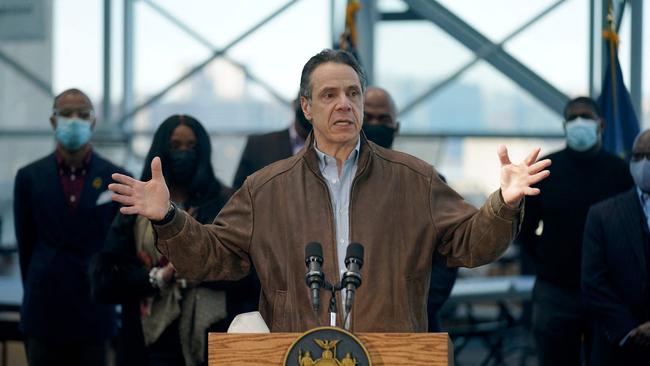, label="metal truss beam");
[401,0,567,116]
[0,49,53,98]
[402,0,569,115]
[141,0,292,107]
[115,0,300,129]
